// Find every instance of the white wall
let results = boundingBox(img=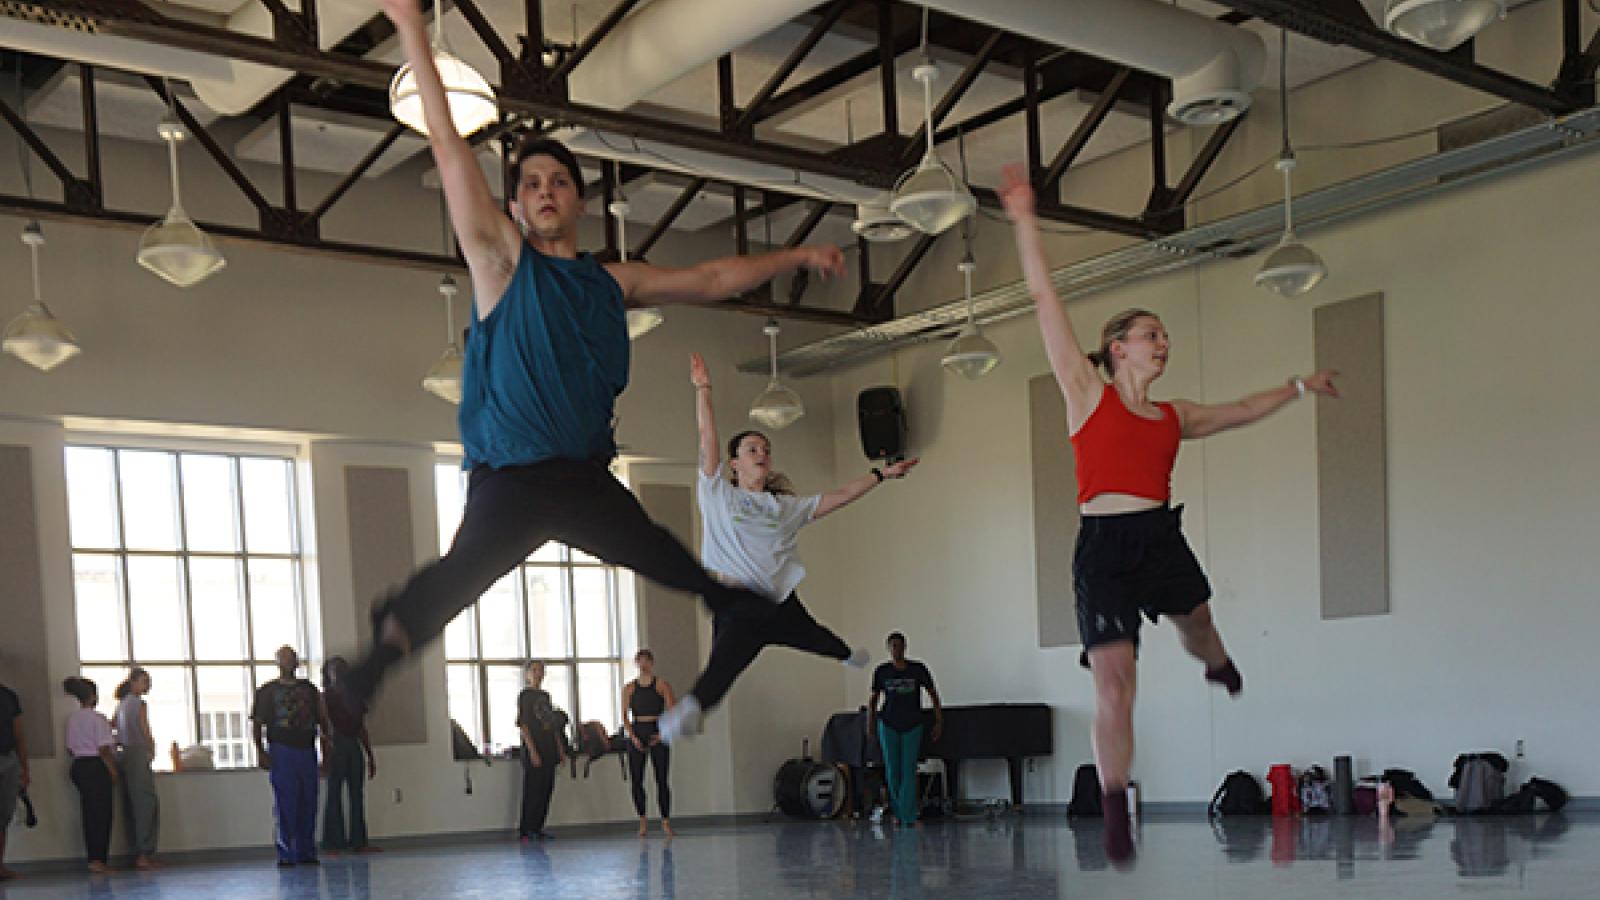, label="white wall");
[822,133,1600,806]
